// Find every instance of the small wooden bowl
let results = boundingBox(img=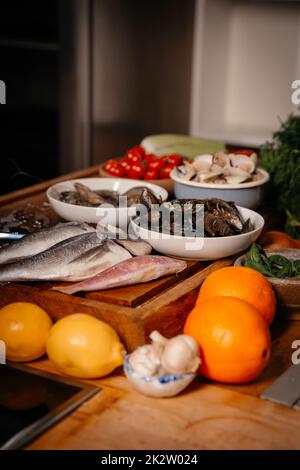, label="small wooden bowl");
[235,249,300,312]
[98,162,174,194]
